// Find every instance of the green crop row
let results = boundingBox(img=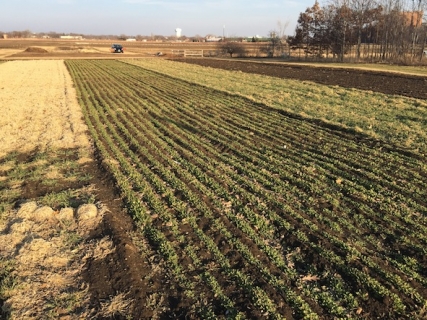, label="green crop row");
[124,59,427,156]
